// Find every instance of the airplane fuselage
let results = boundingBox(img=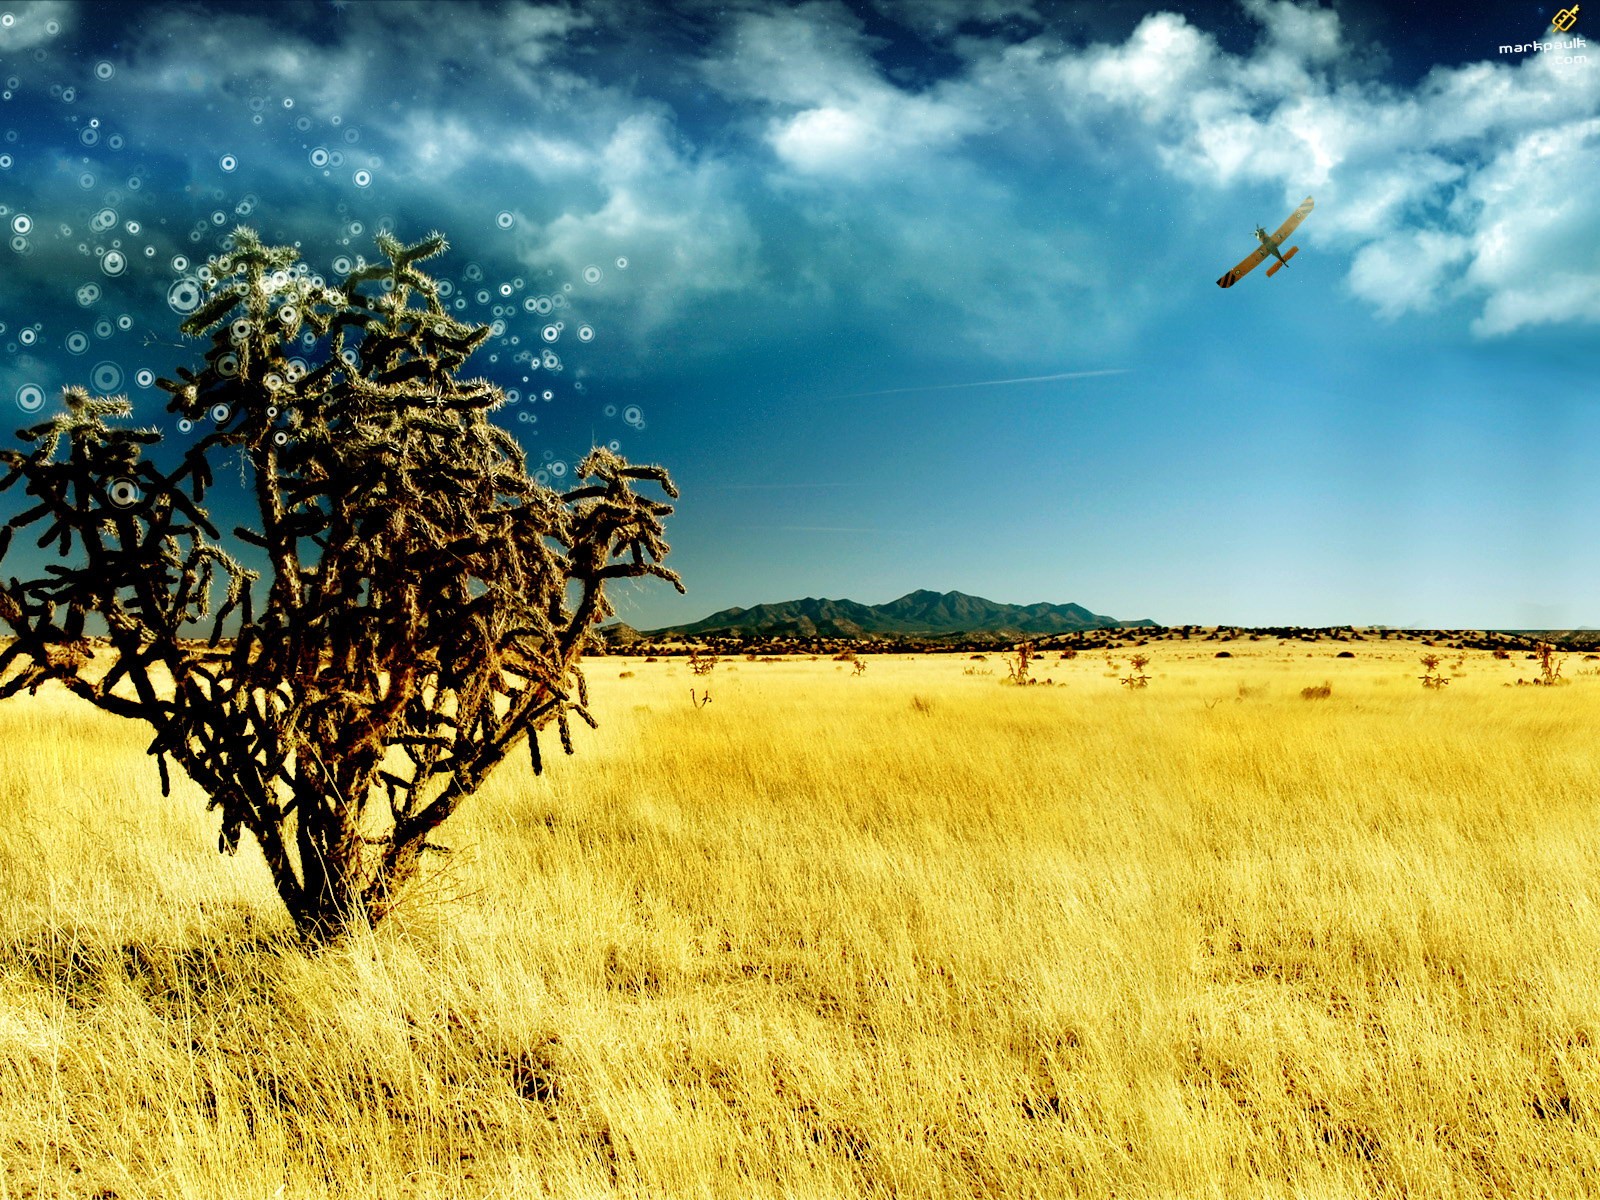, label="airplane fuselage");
[1254,226,1290,266]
